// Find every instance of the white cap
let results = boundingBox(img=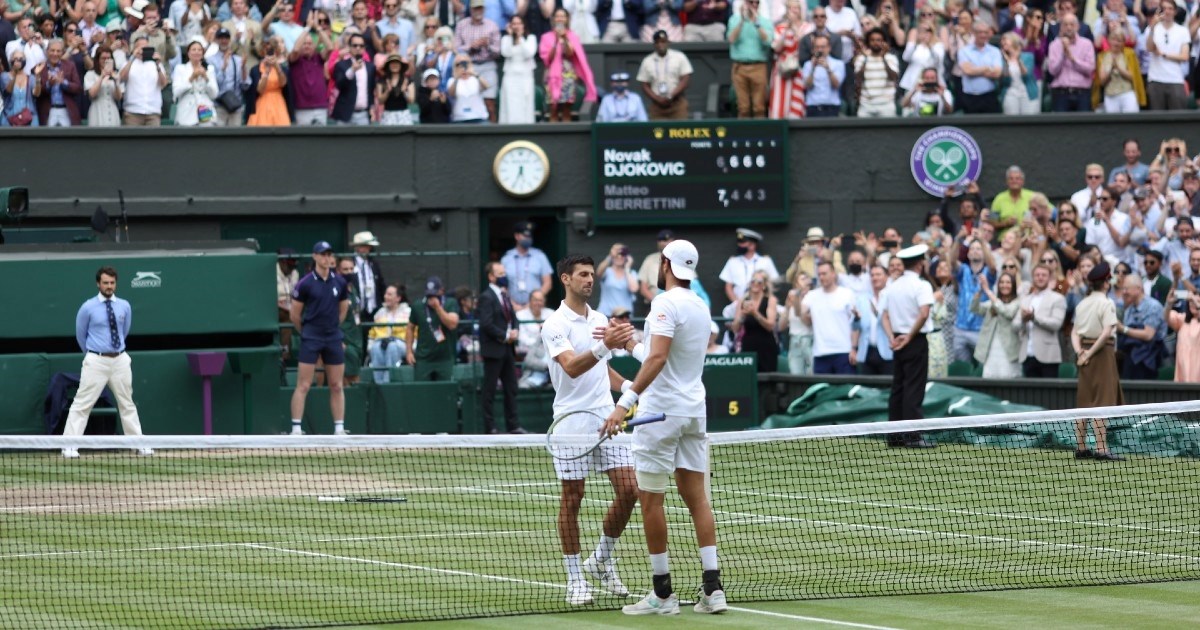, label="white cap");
[896,243,930,261]
[662,239,699,281]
